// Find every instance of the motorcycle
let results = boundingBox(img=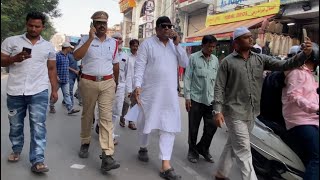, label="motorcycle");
[250,116,305,180]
